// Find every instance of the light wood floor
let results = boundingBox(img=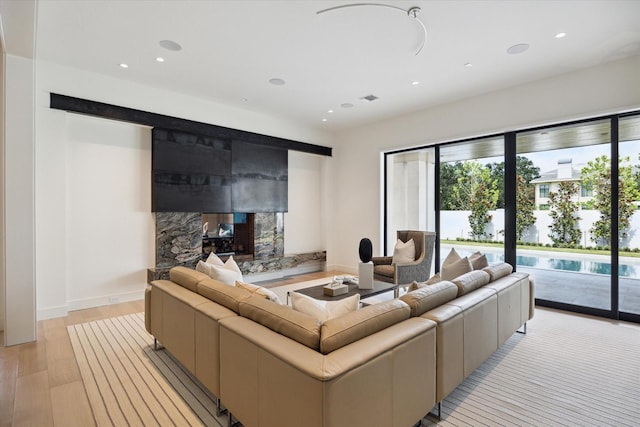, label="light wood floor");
[0,270,339,427]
